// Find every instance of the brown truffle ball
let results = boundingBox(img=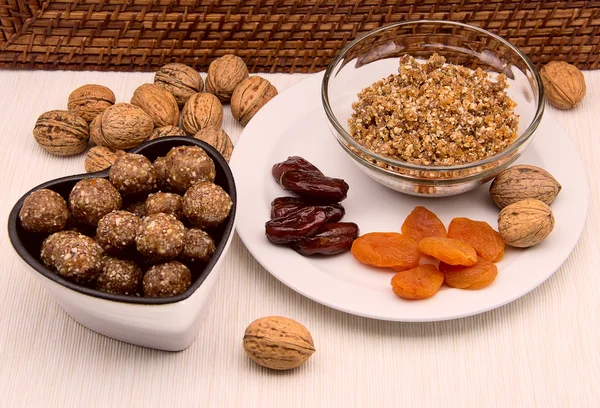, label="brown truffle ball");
[181,228,216,263]
[124,200,147,218]
[148,126,187,140]
[69,178,122,226]
[19,189,68,233]
[183,182,232,228]
[41,230,81,268]
[145,192,183,219]
[96,210,142,253]
[109,153,156,195]
[165,145,216,192]
[43,231,103,284]
[136,213,185,261]
[96,256,143,296]
[153,156,169,191]
[143,261,191,297]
